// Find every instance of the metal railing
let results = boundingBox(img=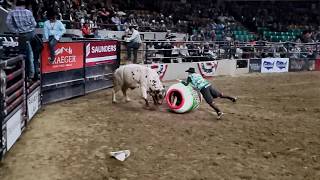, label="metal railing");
[118,40,320,64]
